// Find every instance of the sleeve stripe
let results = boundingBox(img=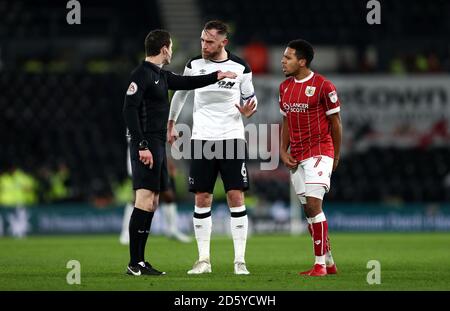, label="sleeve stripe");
[325,106,340,116]
[242,93,255,101]
[280,108,287,116]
